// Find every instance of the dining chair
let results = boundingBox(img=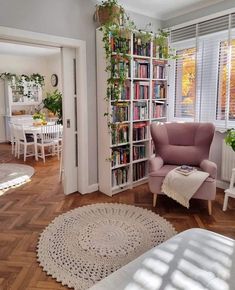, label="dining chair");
[8,122,17,155]
[37,125,61,163]
[13,124,35,161]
